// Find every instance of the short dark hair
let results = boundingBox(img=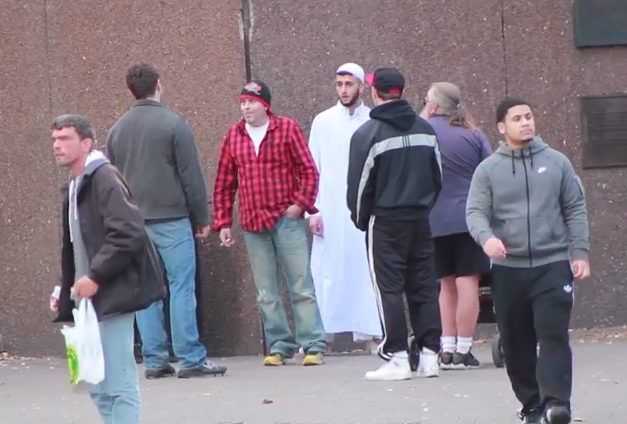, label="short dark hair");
[50,114,96,140]
[377,90,402,101]
[126,63,160,100]
[496,98,531,123]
